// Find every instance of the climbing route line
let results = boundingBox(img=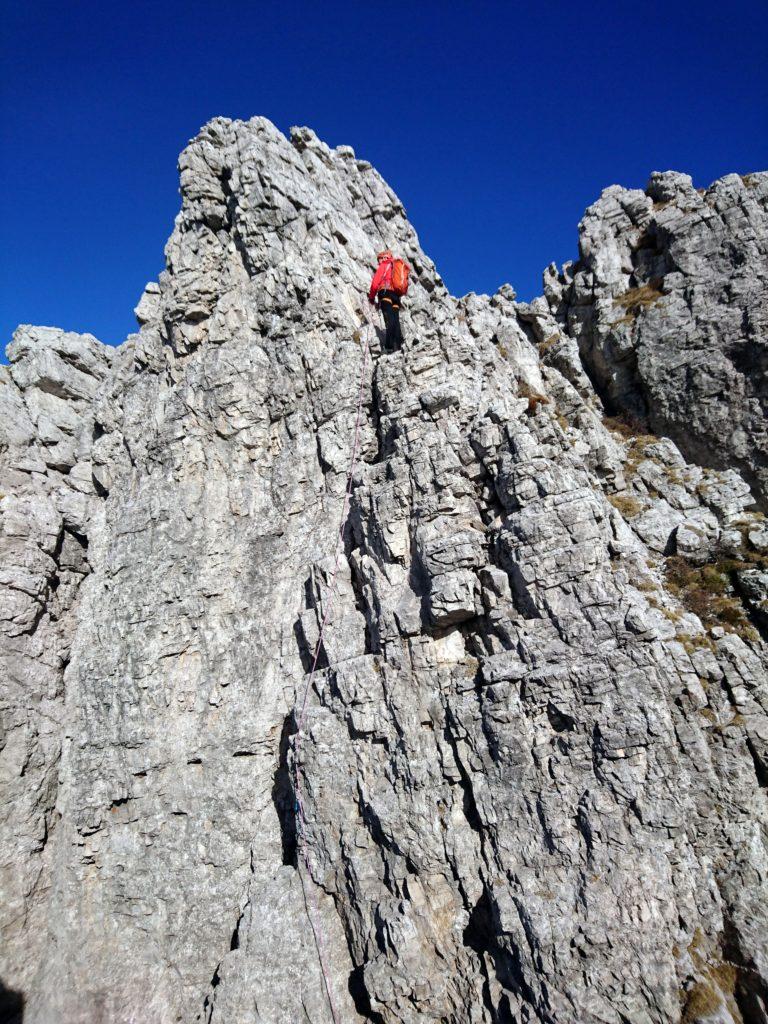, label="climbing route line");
[292,308,374,1023]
